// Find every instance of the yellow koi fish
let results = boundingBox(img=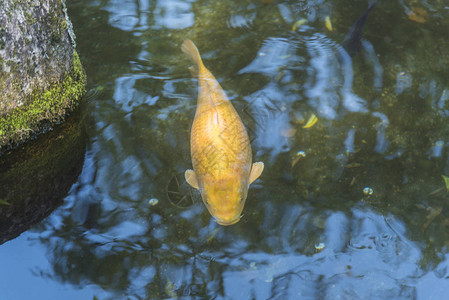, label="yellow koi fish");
[182,39,264,225]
